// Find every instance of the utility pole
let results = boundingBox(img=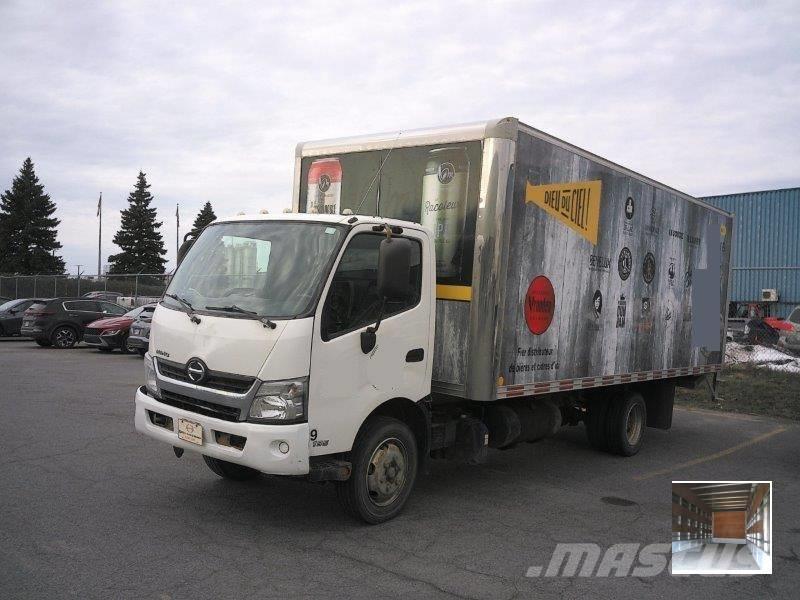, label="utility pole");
[97,193,102,277]
[75,265,83,297]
